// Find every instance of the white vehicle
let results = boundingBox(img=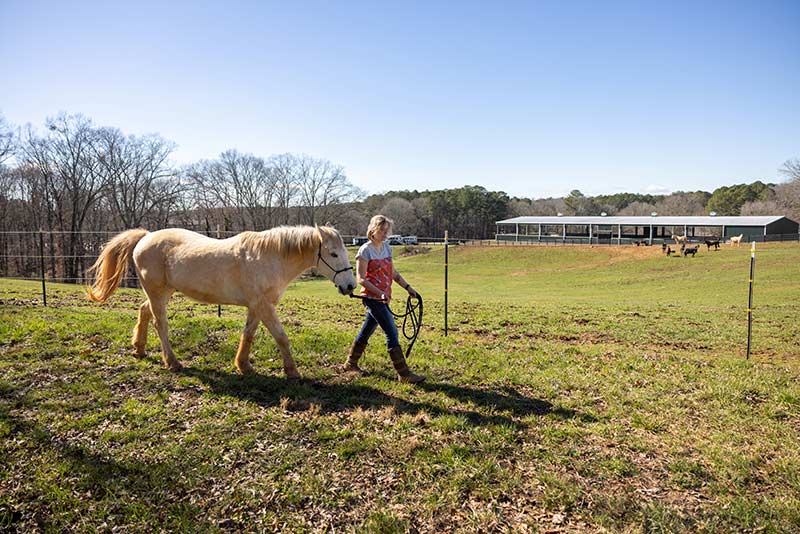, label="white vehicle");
[402,235,418,245]
[387,234,404,245]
